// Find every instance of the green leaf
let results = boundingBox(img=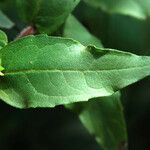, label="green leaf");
[0,10,14,29]
[0,30,8,49]
[0,35,150,108]
[83,0,150,19]
[66,93,127,150]
[64,15,103,48]
[15,0,80,34]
